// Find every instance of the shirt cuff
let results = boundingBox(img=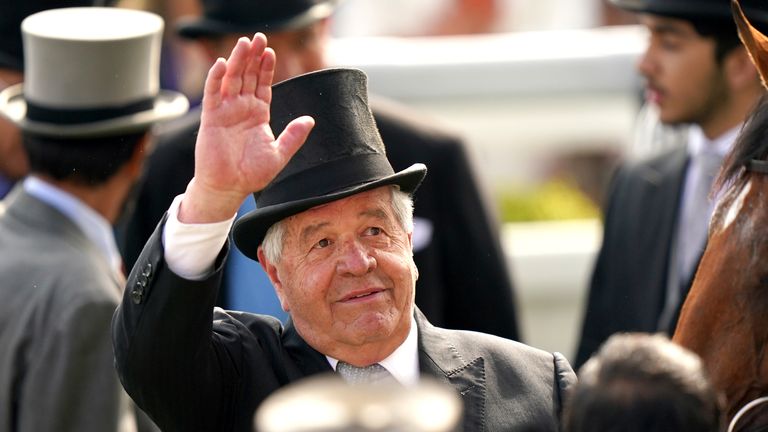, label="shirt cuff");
[162,194,235,280]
